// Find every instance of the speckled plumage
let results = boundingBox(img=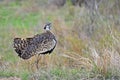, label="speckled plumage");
[13,23,57,59]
